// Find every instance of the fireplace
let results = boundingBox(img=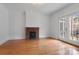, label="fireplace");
[29,32,36,39]
[25,27,39,39]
